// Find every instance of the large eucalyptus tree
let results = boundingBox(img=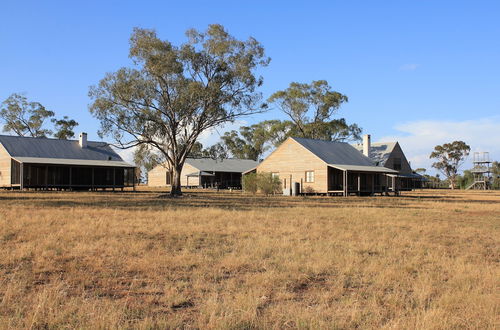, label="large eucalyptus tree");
[89,25,270,195]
